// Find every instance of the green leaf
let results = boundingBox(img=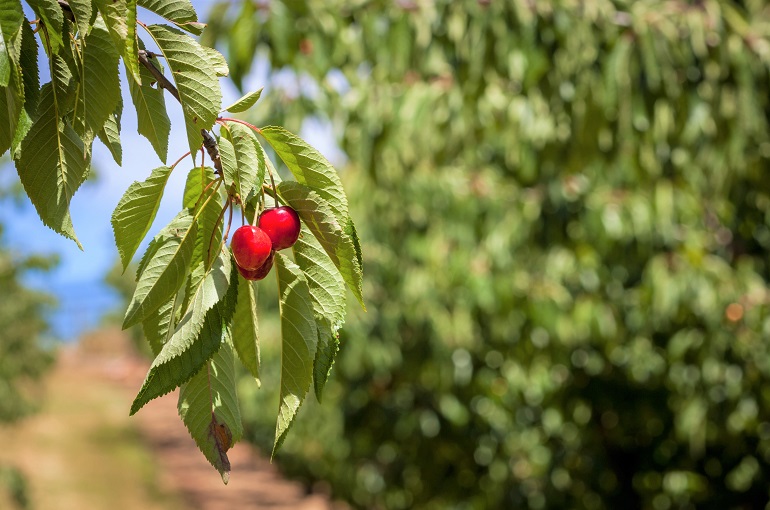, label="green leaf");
[111,165,174,272]
[183,165,216,208]
[202,46,228,77]
[95,0,140,84]
[3,21,39,158]
[137,0,204,36]
[232,276,260,383]
[145,24,222,156]
[141,291,179,356]
[27,0,64,54]
[221,87,262,113]
[259,126,349,222]
[273,253,318,455]
[220,122,264,202]
[293,225,346,328]
[97,103,122,165]
[0,50,22,156]
[0,31,11,87]
[73,21,121,147]
[68,0,93,38]
[123,209,197,328]
[15,84,89,248]
[312,322,339,404]
[127,47,170,163]
[0,0,24,44]
[131,249,234,415]
[278,180,364,308]
[178,334,242,484]
[292,226,346,401]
